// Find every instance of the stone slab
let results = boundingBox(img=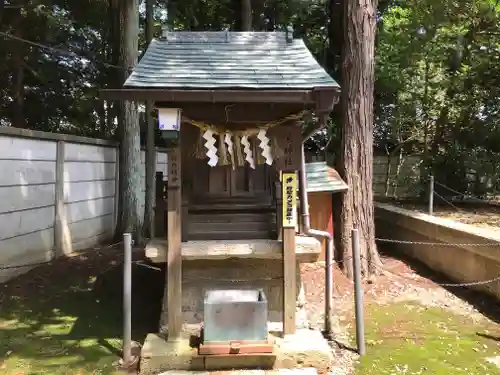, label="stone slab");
[158,369,318,374]
[273,330,333,373]
[140,333,205,375]
[145,237,321,264]
[140,330,332,374]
